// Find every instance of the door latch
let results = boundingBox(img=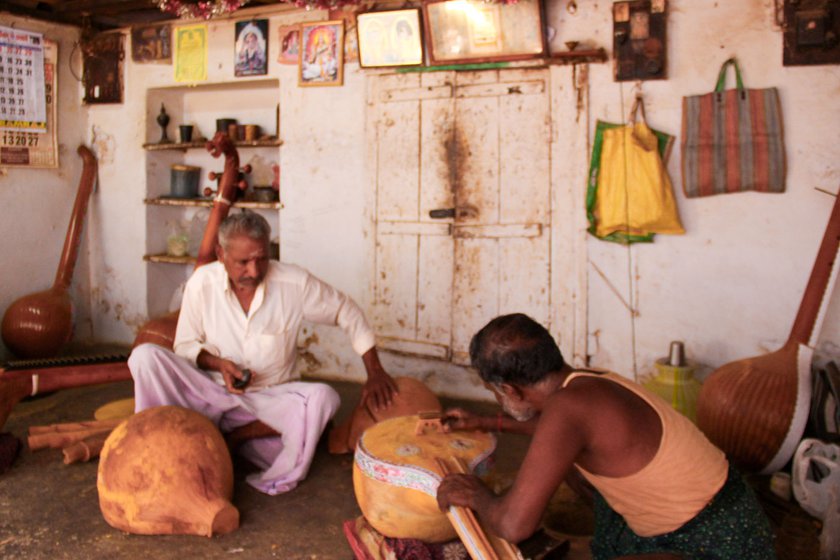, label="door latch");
[429,208,456,219]
[429,205,479,220]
